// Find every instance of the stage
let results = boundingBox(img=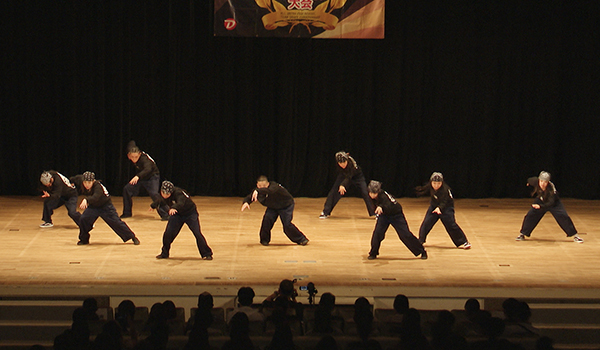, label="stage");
[1,195,599,309]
